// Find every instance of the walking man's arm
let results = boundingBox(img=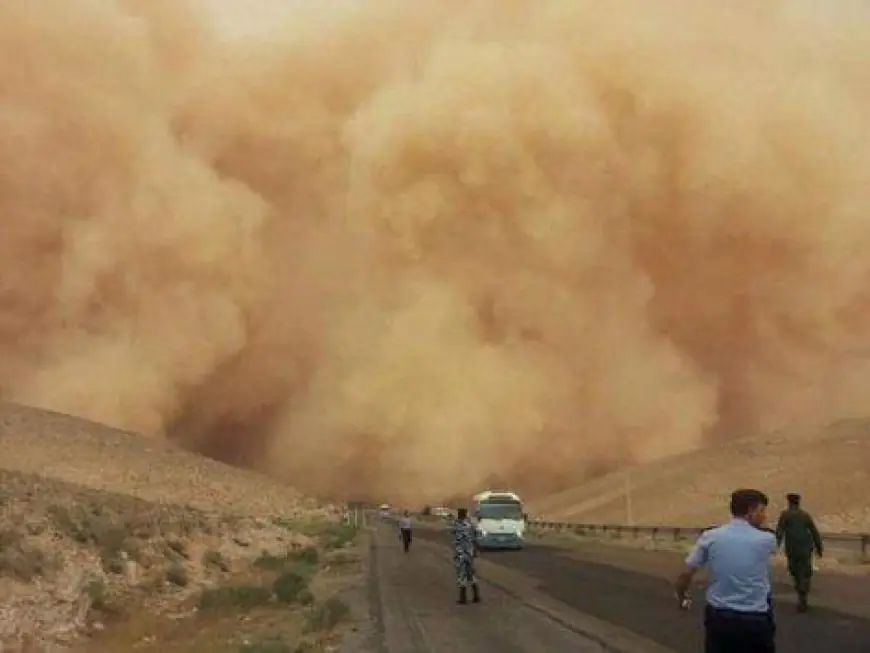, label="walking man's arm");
[807,514,823,557]
[775,510,787,549]
[674,530,711,607]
